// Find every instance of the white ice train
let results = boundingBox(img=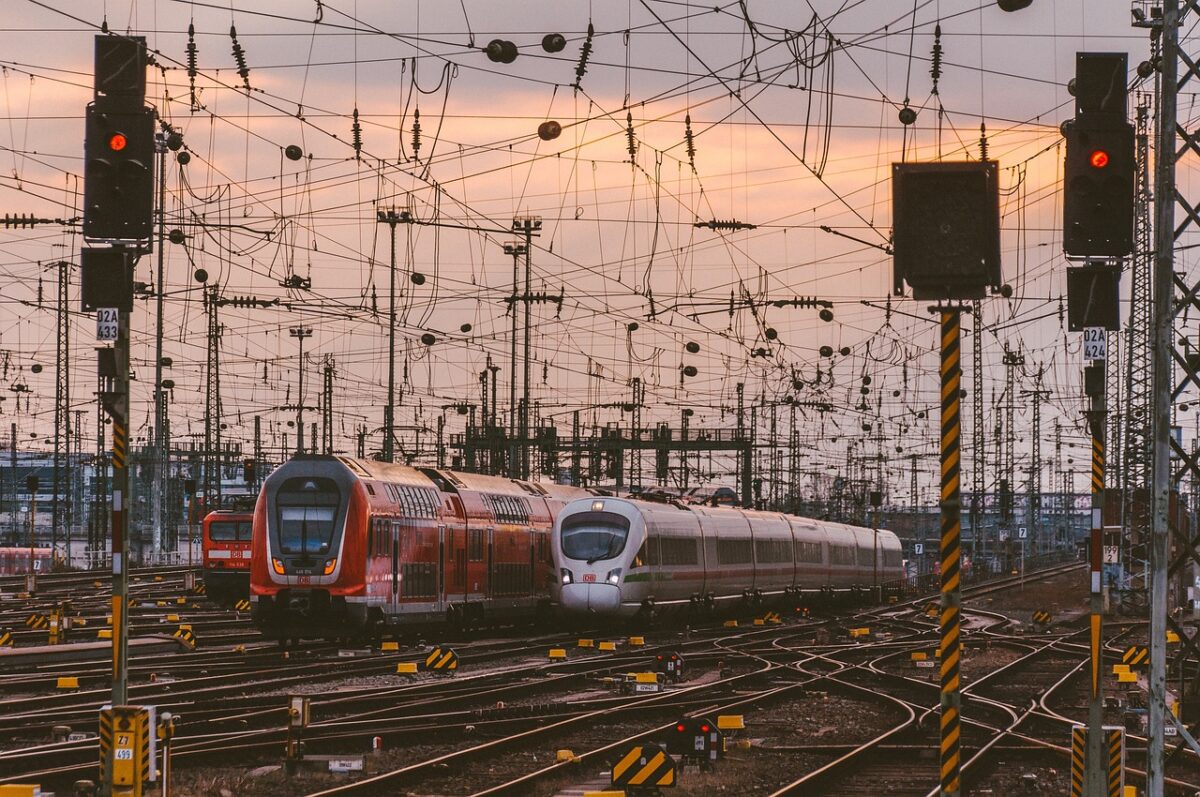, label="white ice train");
[552,496,904,620]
